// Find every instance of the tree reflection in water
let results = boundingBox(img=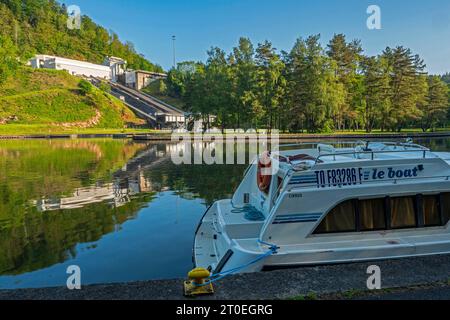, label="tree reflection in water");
[3,138,442,285]
[0,139,246,278]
